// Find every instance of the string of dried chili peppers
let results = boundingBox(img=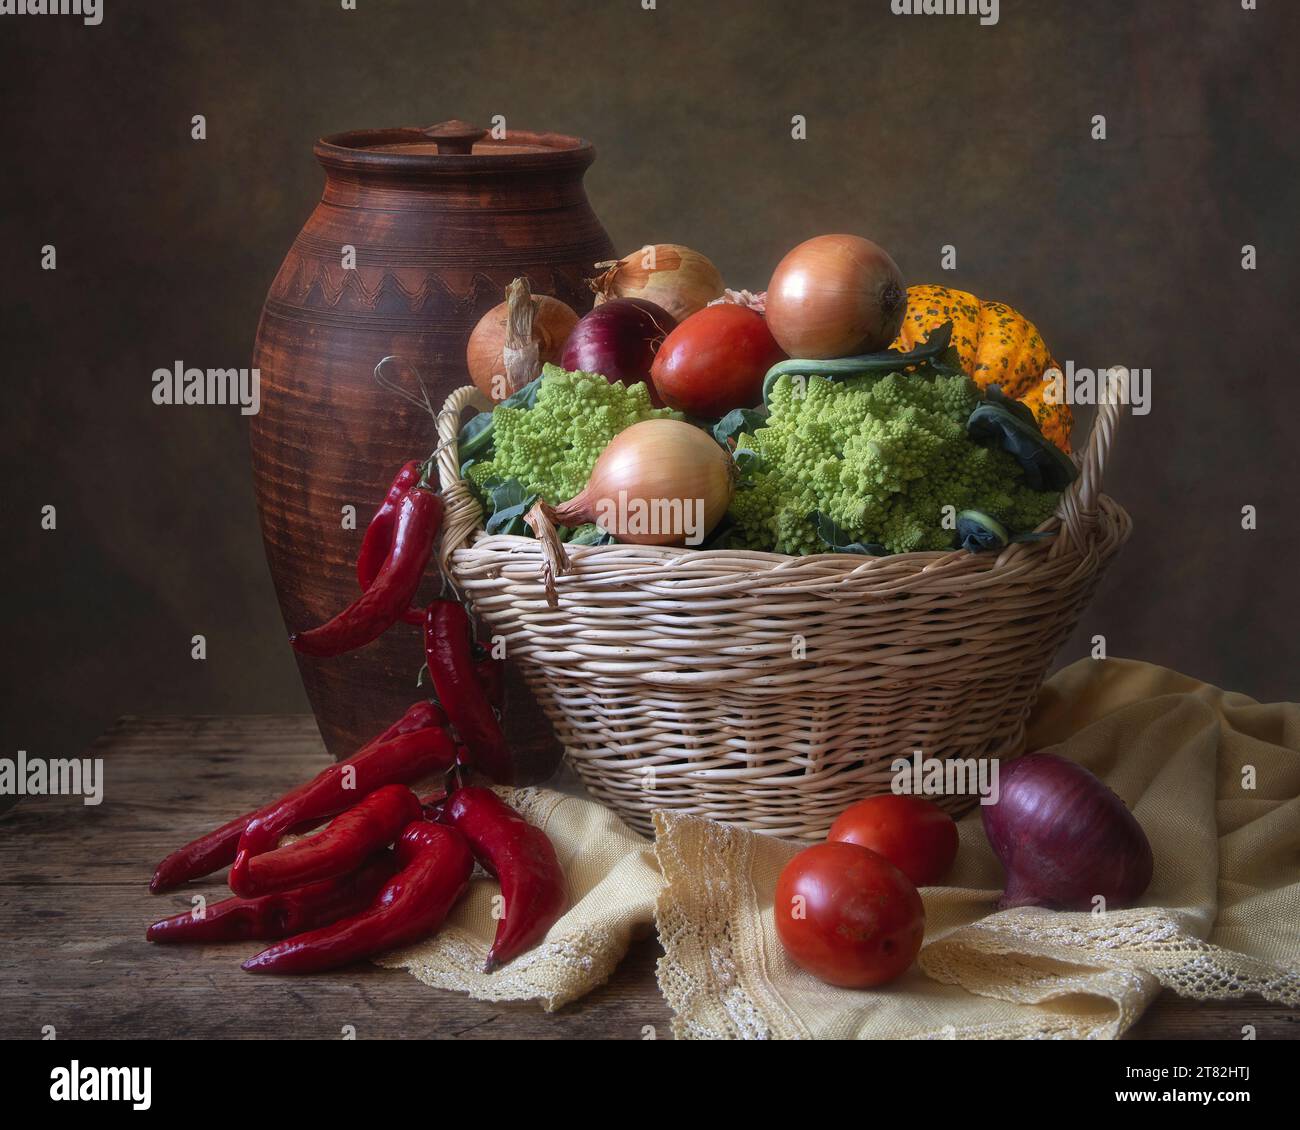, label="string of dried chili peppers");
[147,852,396,945]
[241,820,474,975]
